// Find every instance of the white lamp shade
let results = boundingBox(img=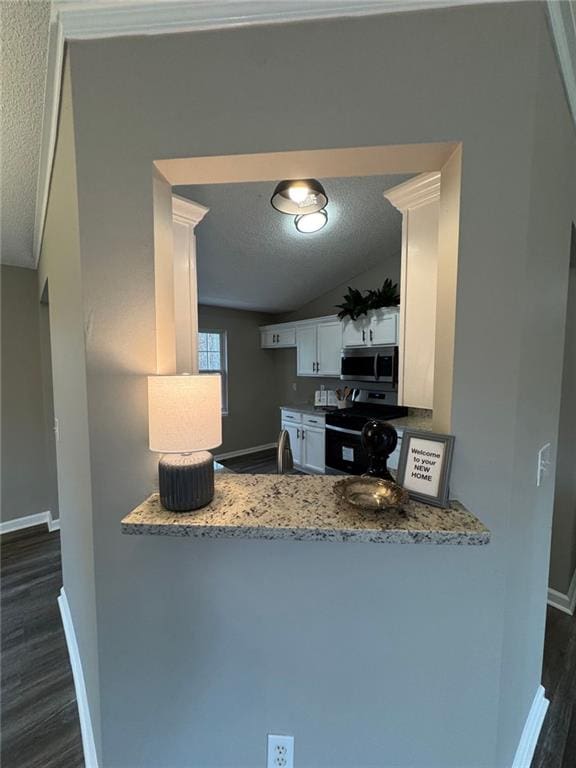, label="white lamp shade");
[148,374,222,453]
